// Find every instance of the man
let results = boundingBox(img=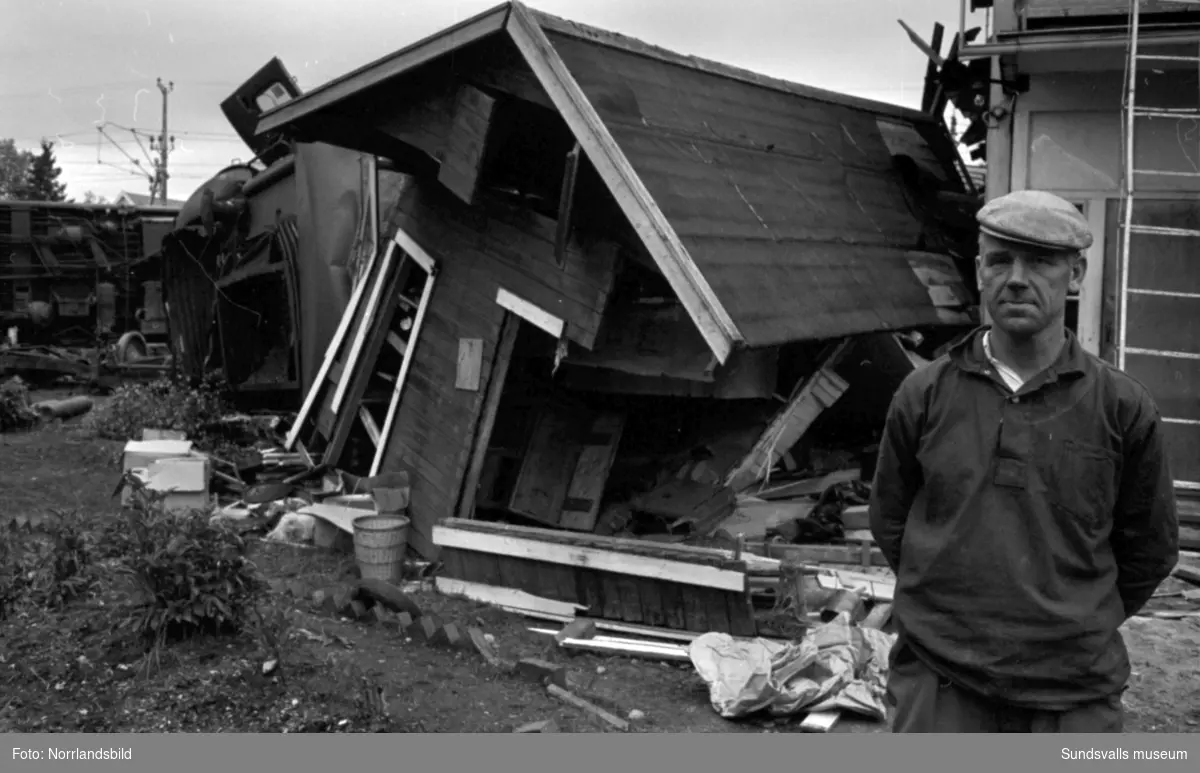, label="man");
[869,190,1178,733]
